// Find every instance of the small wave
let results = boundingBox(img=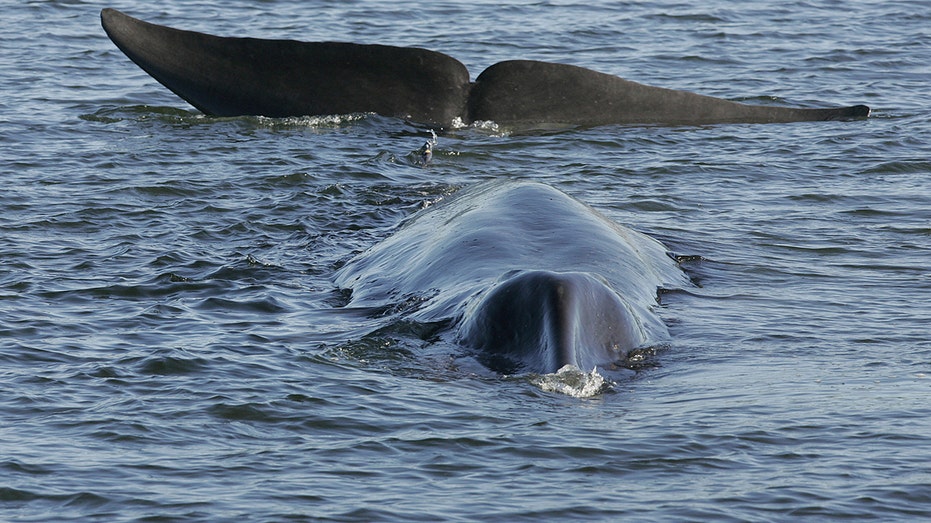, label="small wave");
[79,104,197,123]
[208,402,278,422]
[862,160,931,175]
[133,350,209,376]
[531,365,614,397]
[81,105,375,129]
